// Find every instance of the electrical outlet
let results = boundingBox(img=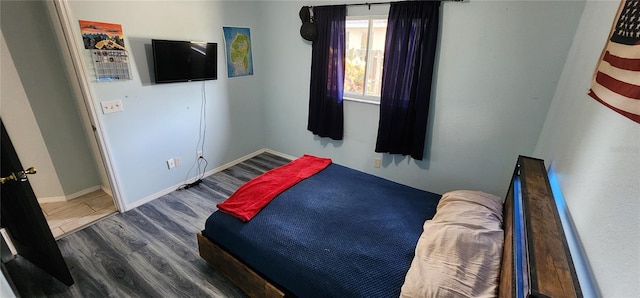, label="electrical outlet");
[101,99,123,114]
[175,157,182,167]
[373,157,381,168]
[197,151,203,159]
[167,158,175,169]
